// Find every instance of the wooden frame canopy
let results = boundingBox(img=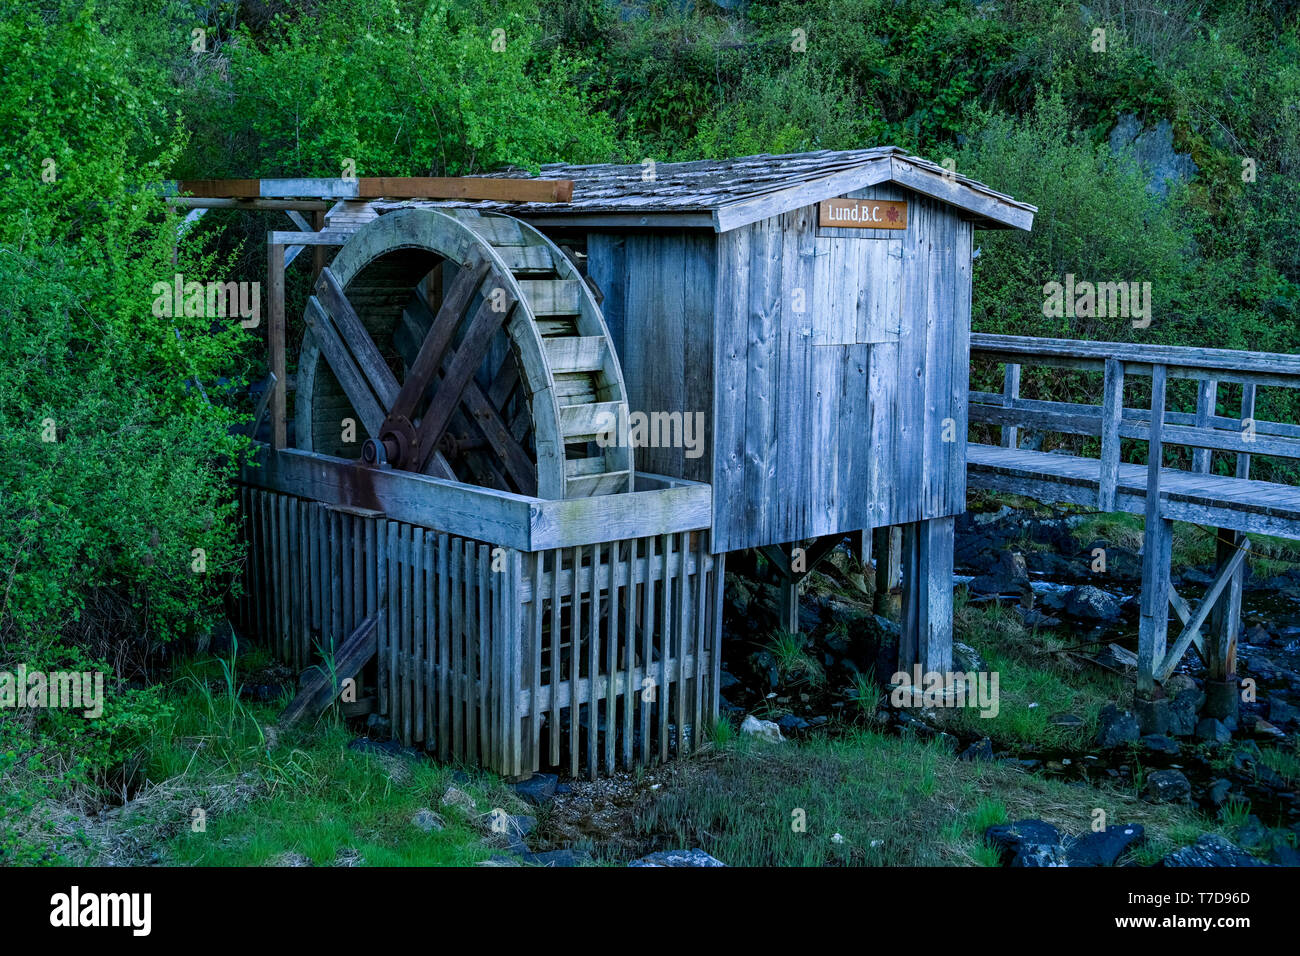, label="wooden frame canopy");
[174,176,575,203]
